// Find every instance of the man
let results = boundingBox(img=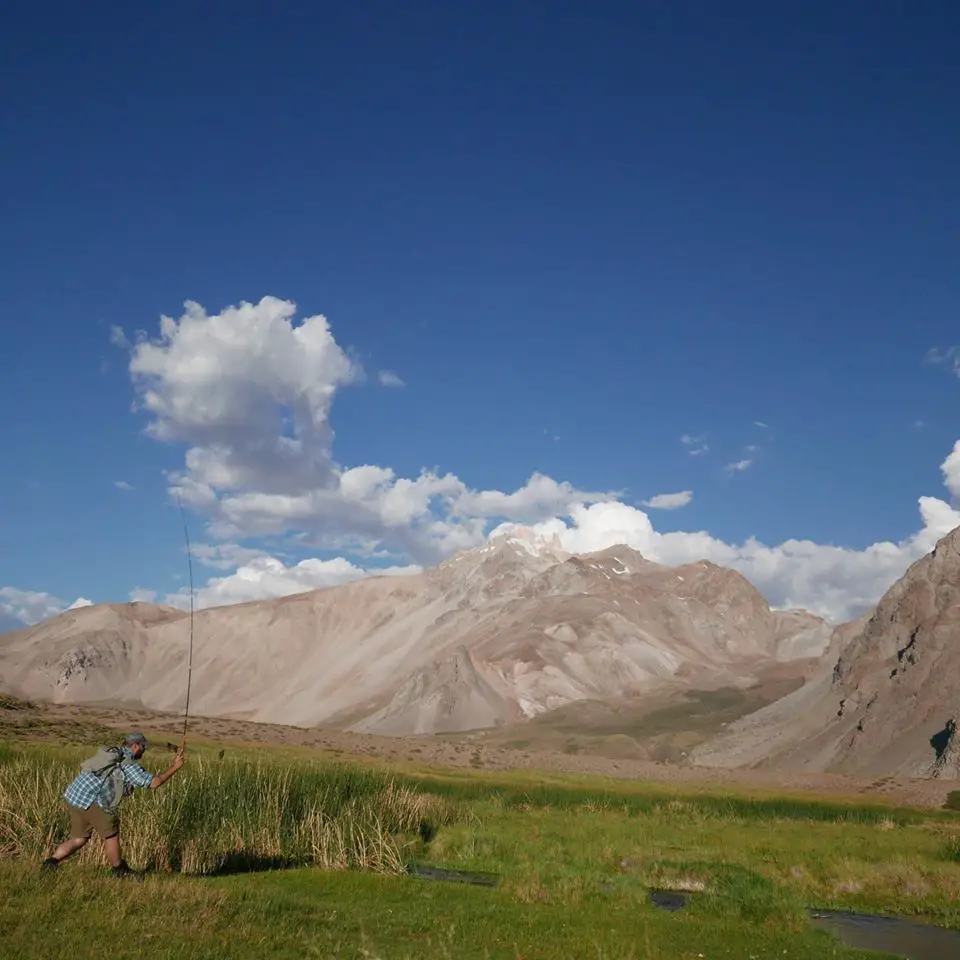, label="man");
[42,731,185,878]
